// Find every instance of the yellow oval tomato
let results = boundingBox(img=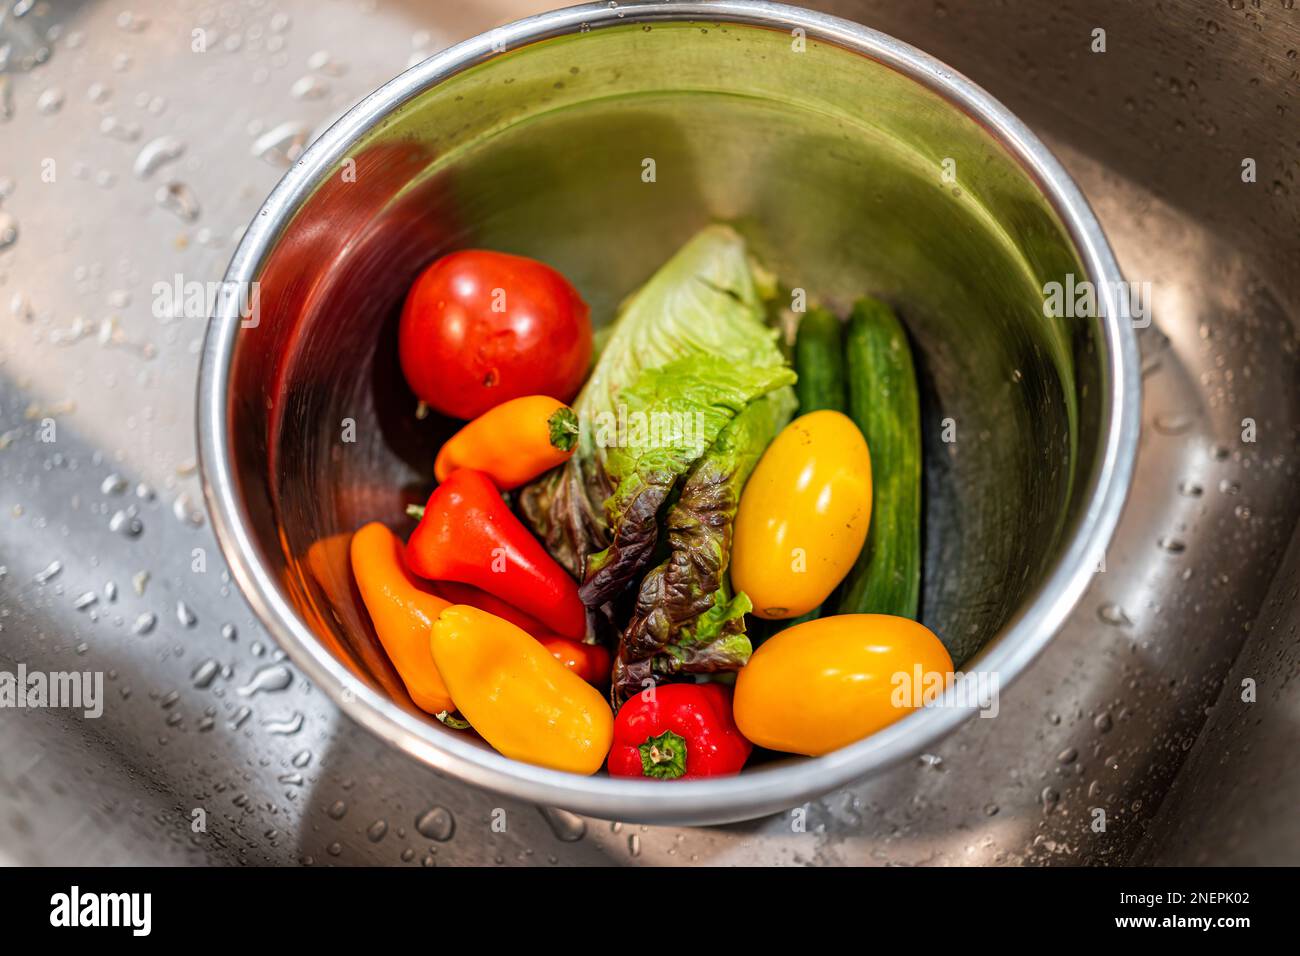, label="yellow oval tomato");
[733,614,953,756]
[731,410,871,619]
